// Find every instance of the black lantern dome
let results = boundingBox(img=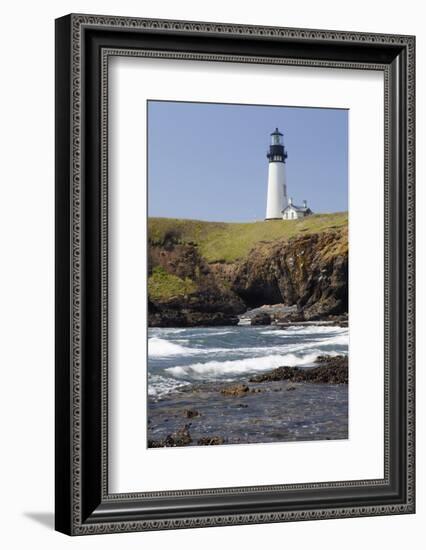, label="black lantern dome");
[267,127,288,163]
